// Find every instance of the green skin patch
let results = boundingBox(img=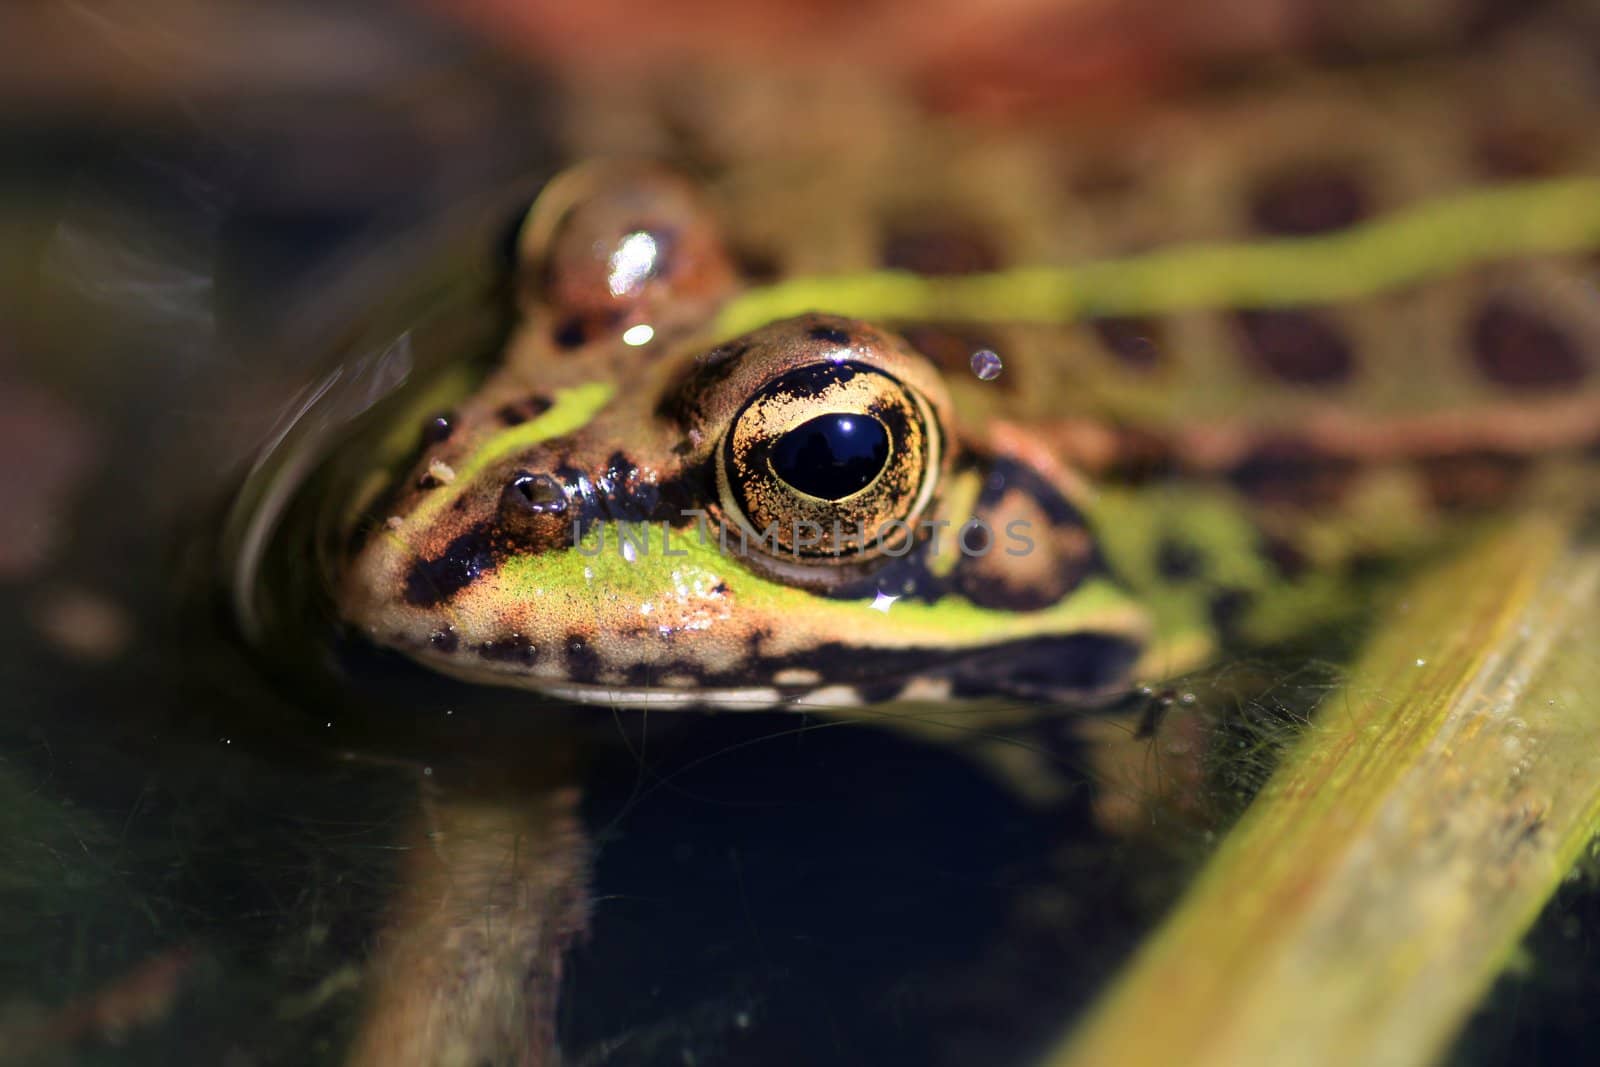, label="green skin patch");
[458,524,1149,670]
